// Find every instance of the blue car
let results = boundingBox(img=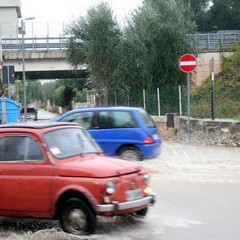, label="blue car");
[55,106,162,161]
